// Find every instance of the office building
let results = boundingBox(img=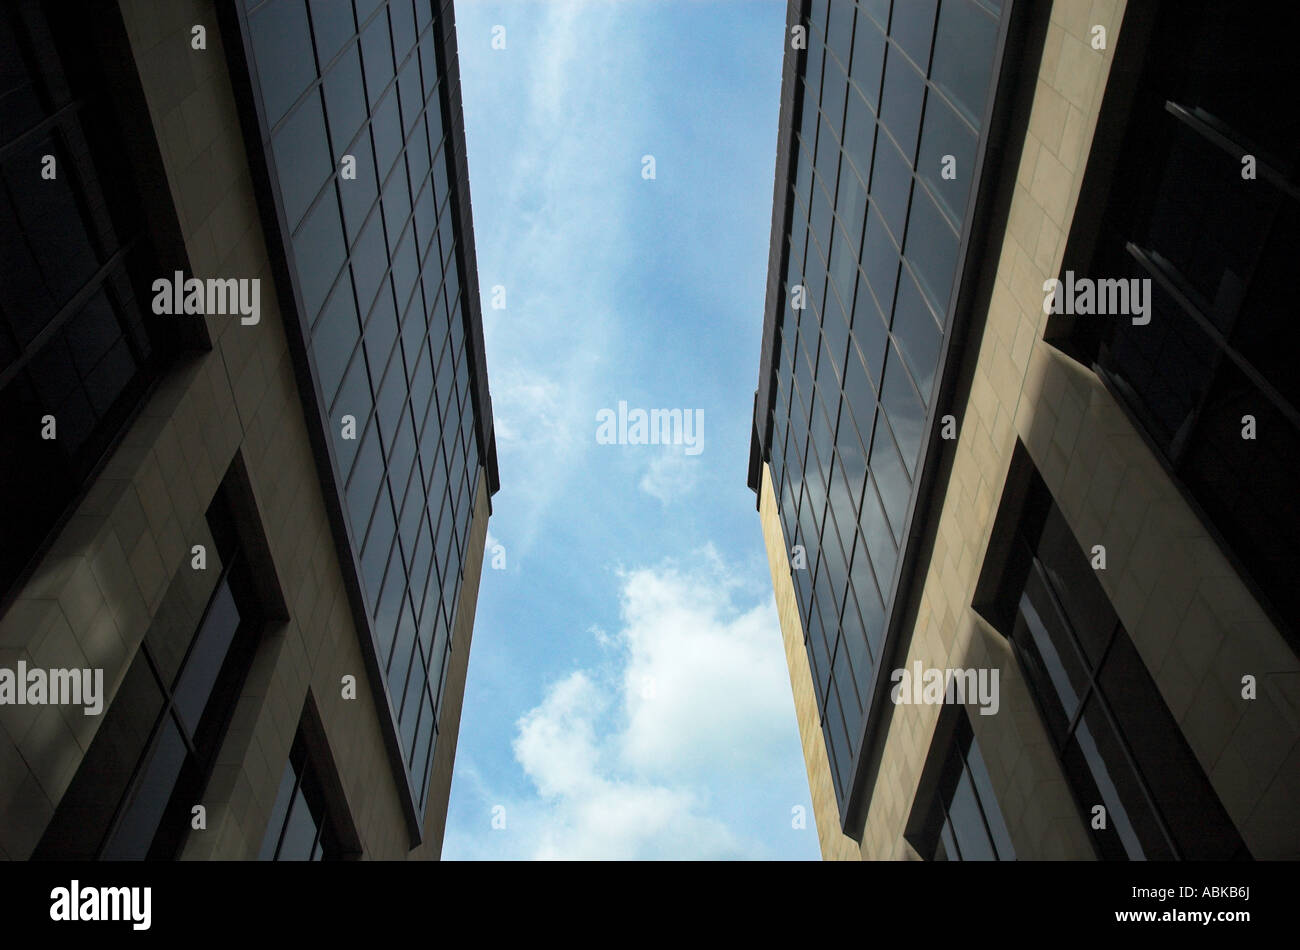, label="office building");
[747,0,1298,859]
[0,0,496,859]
